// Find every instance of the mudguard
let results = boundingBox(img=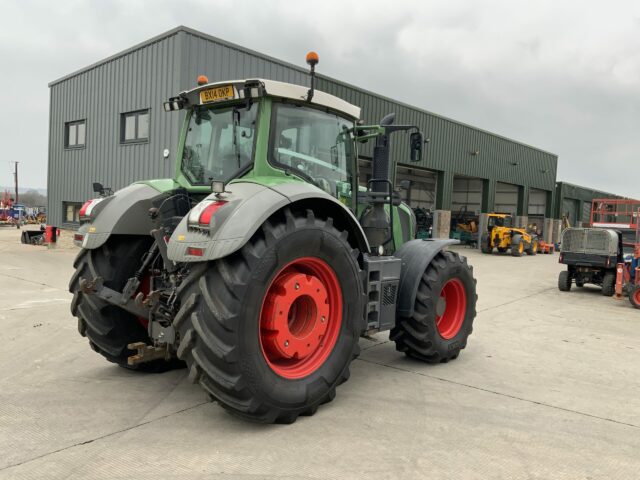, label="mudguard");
[75,183,169,249]
[395,238,459,318]
[167,181,370,262]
